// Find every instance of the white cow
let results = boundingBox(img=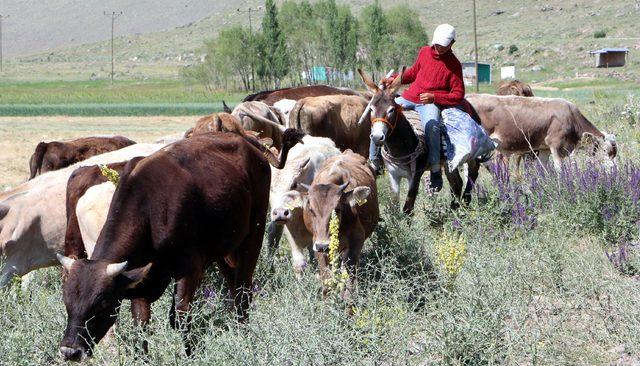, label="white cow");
[0,143,164,286]
[268,135,340,275]
[75,182,115,258]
